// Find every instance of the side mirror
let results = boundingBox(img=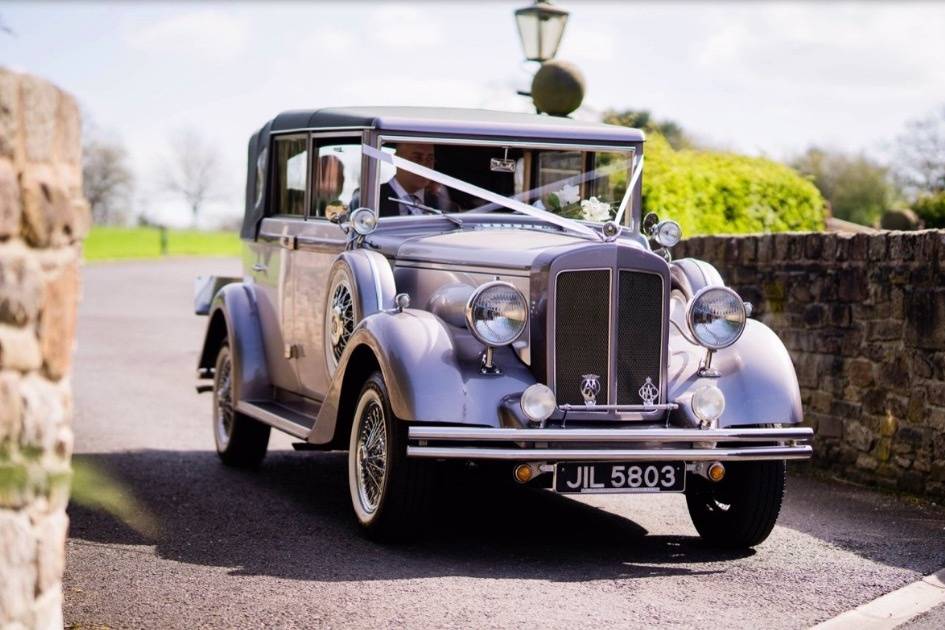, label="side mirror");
[326,204,348,223]
[642,212,660,234]
[348,207,378,236]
